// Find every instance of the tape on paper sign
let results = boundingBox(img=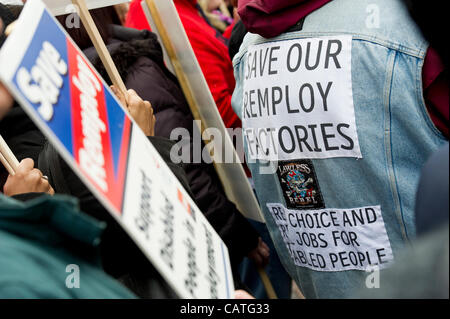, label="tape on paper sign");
[266,203,394,272]
[242,36,362,161]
